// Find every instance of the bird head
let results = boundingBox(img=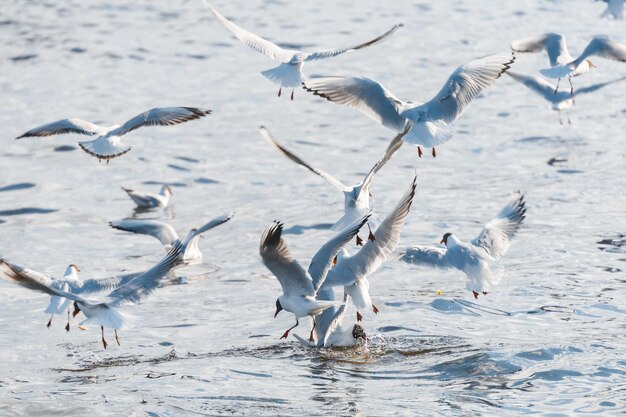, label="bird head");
[163,185,173,196]
[352,324,367,340]
[440,232,452,246]
[72,301,81,318]
[586,59,597,69]
[69,263,80,272]
[274,298,283,318]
